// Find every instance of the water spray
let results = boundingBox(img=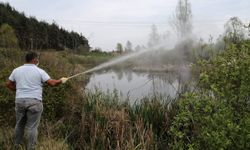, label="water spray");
[66,44,168,80]
[67,49,149,79]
